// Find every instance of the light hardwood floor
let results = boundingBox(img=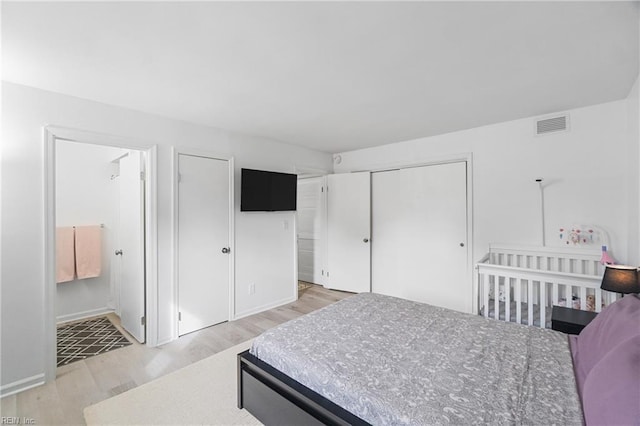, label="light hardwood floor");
[1,284,351,425]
